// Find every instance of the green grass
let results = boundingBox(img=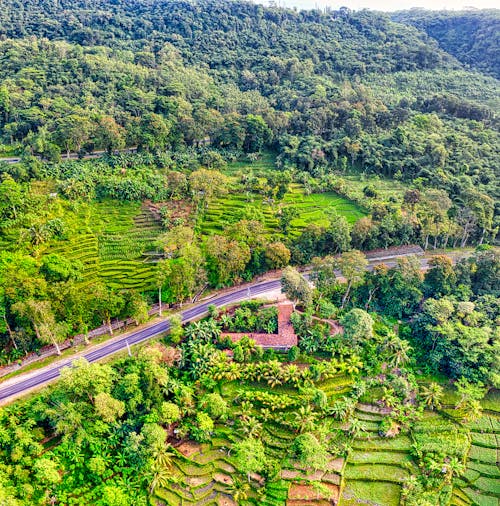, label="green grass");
[339,173,408,202]
[468,445,498,465]
[352,436,412,452]
[462,488,499,506]
[340,480,401,506]
[349,451,412,466]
